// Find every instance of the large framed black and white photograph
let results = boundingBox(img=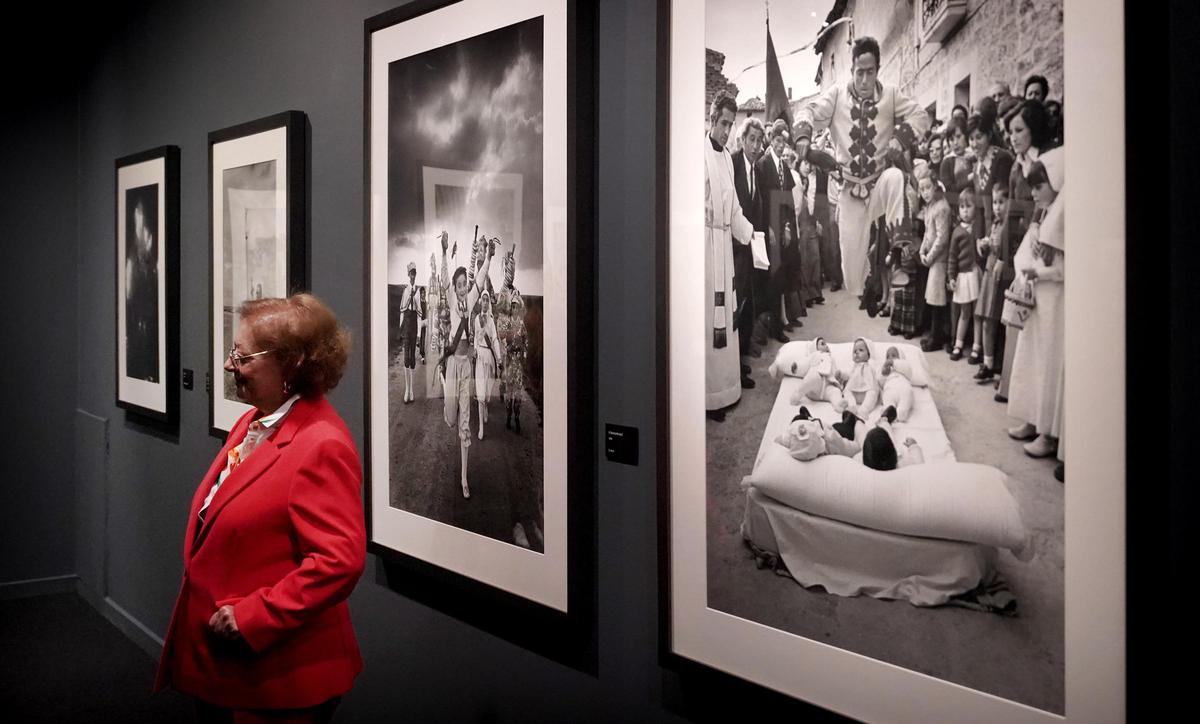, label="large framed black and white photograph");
[662,1,1125,721]
[209,111,308,435]
[366,0,593,622]
[115,145,179,425]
